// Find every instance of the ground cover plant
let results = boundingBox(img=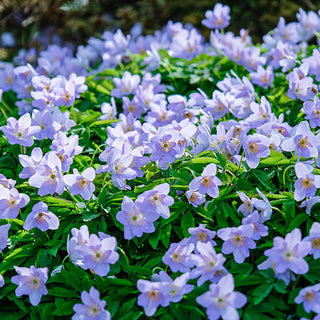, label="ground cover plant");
[1,3,320,320]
